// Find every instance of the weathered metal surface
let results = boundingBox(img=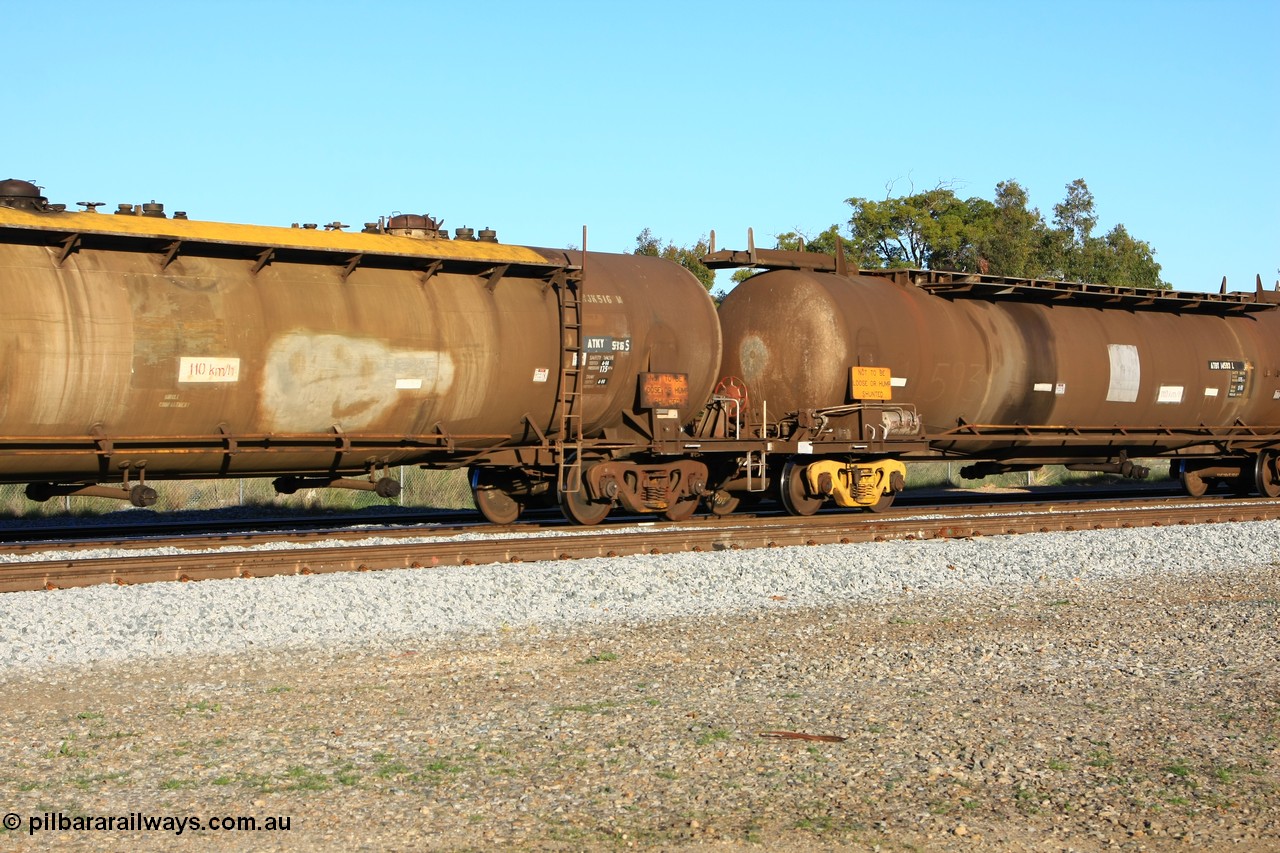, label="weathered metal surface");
[554,251,721,436]
[0,183,721,484]
[717,267,1280,463]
